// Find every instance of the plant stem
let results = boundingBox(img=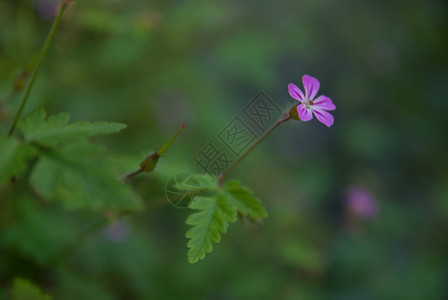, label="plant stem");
[122,168,143,181]
[218,113,291,185]
[7,0,72,137]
